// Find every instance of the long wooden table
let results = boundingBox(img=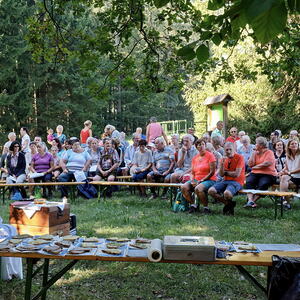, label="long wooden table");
[1,250,300,299]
